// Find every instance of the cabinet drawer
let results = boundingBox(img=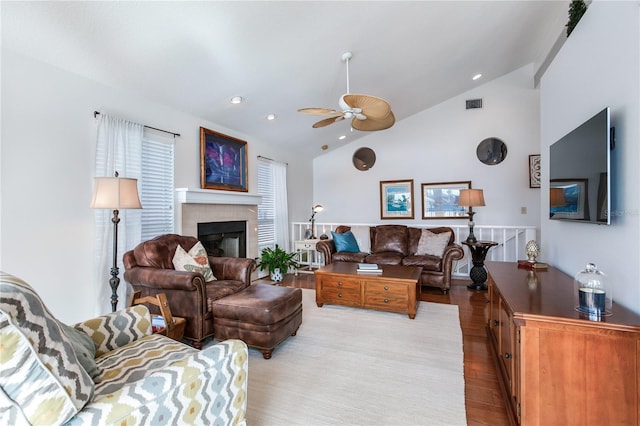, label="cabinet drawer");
[363,282,409,309]
[295,241,316,250]
[319,277,361,304]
